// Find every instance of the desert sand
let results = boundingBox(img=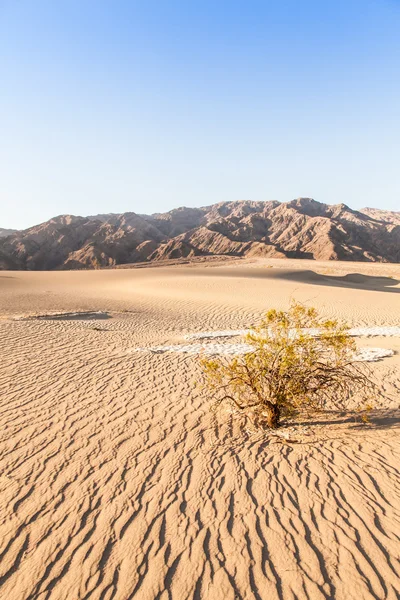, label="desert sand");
[0,258,399,600]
